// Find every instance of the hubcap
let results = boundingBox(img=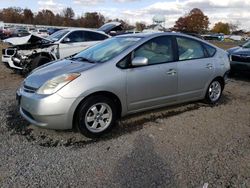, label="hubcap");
[208,81,221,102]
[85,103,112,133]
